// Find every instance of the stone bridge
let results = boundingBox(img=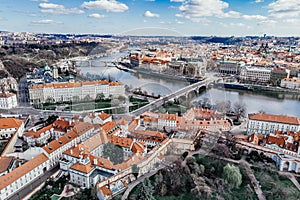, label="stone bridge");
[130,78,214,116]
